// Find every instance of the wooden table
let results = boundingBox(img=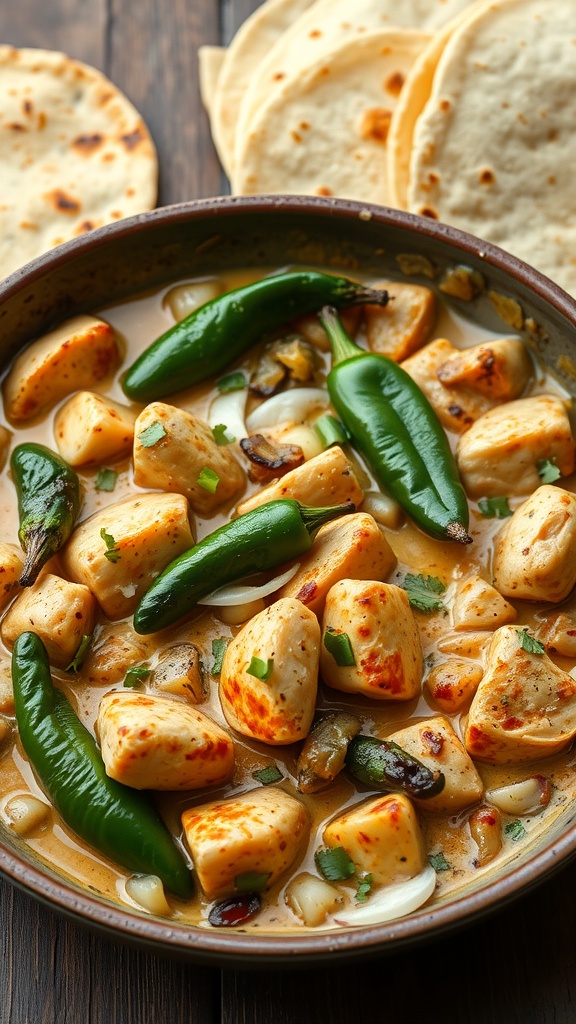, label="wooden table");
[1,2,575,1021]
